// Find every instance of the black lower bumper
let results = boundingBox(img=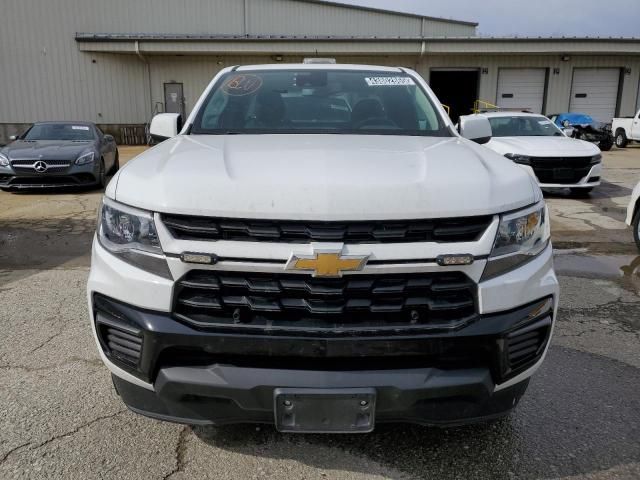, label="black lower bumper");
[113,368,530,428]
[0,172,98,190]
[94,294,553,428]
